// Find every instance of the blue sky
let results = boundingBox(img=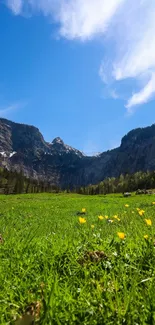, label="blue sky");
[0,1,155,155]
